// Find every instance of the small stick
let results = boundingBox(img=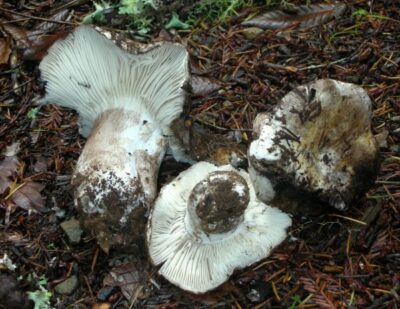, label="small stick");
[91,246,99,272]
[0,7,77,25]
